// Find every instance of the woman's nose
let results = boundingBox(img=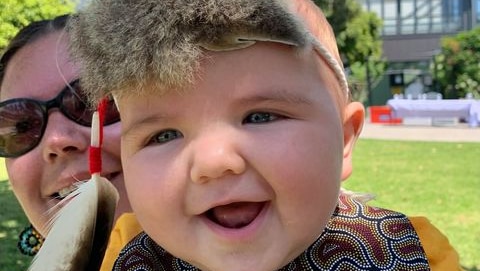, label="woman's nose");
[41,112,89,162]
[189,128,246,184]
